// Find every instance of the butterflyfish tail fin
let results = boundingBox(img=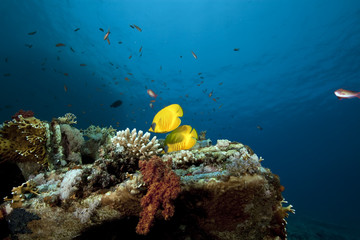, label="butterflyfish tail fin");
[190,127,198,140]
